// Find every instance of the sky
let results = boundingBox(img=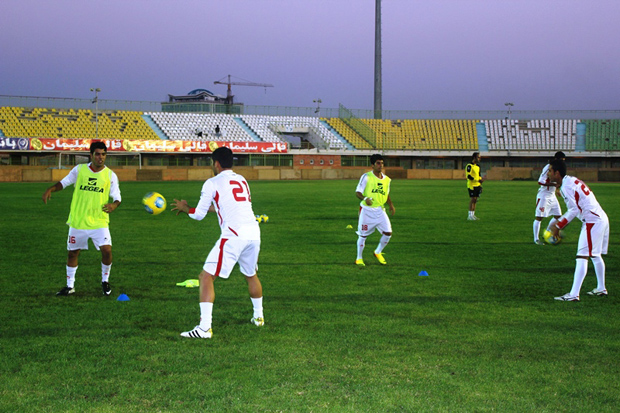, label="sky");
[1,0,619,112]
